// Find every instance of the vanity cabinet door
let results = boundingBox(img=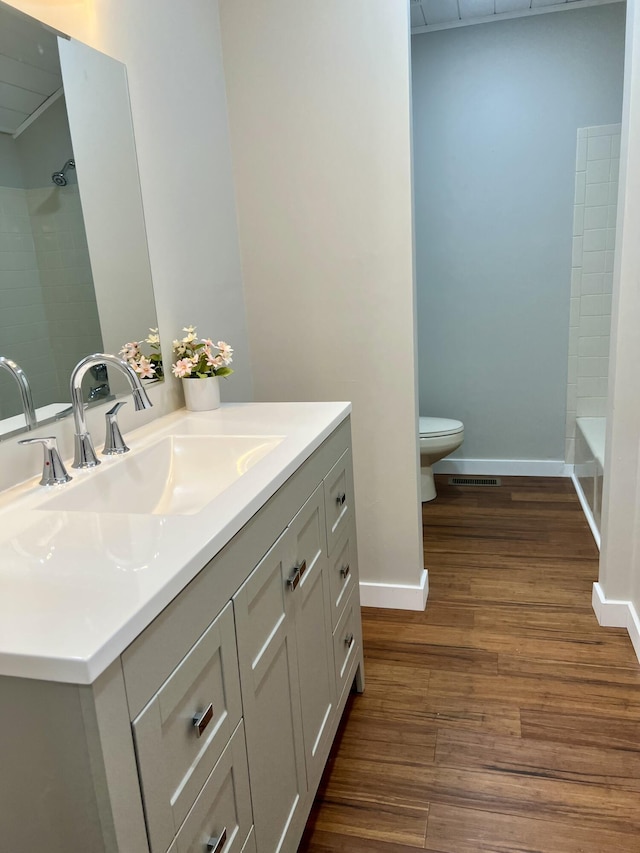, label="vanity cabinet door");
[289,484,336,792]
[233,531,307,853]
